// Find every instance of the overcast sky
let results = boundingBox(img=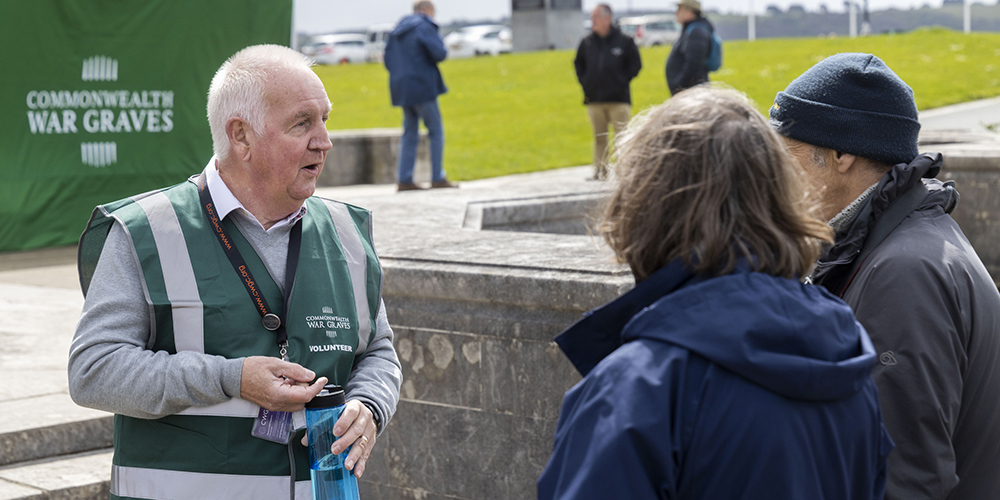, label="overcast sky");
[294,0,945,33]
